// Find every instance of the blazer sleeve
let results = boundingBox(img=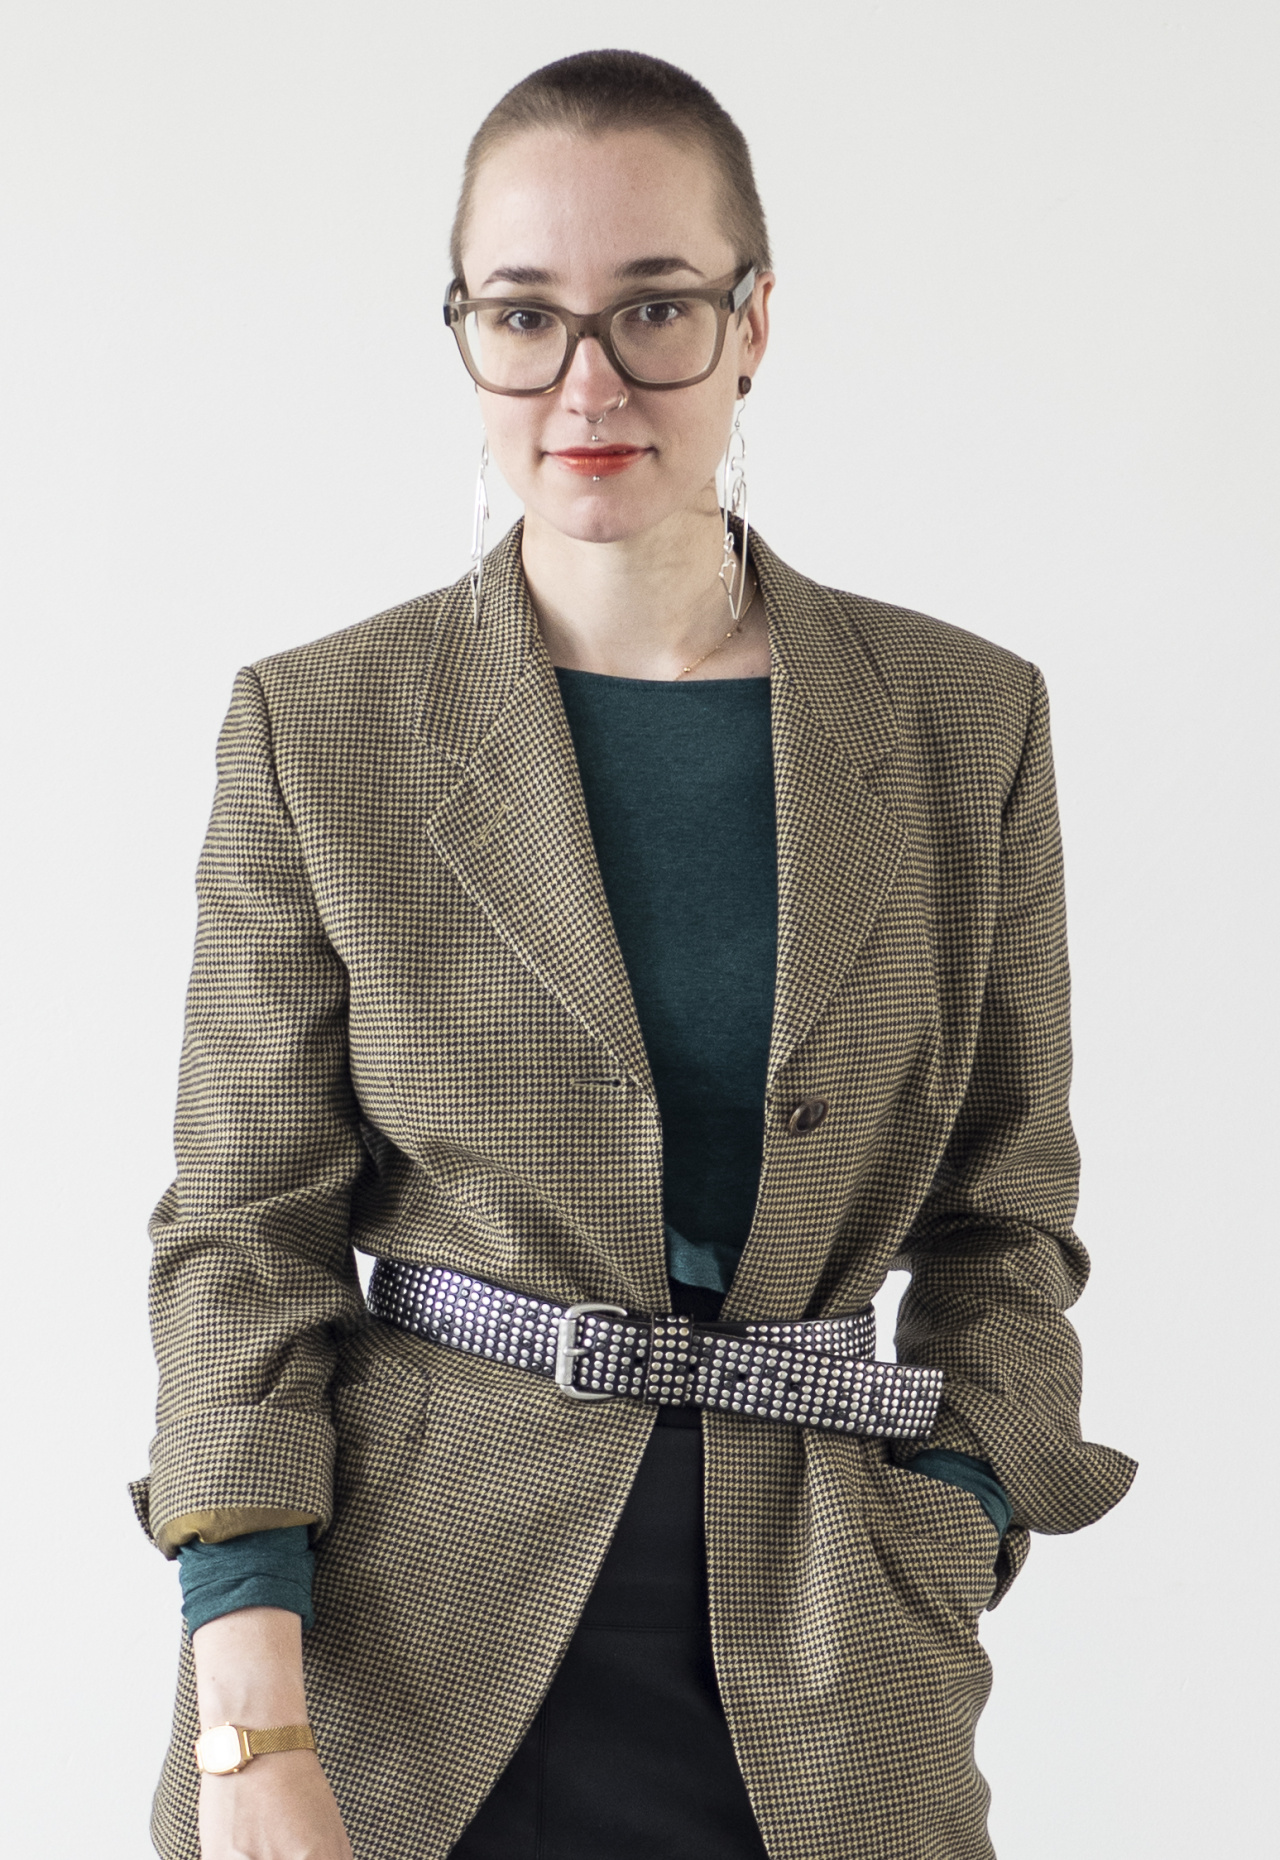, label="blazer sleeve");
[892,667,1136,1555]
[141,666,367,1558]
